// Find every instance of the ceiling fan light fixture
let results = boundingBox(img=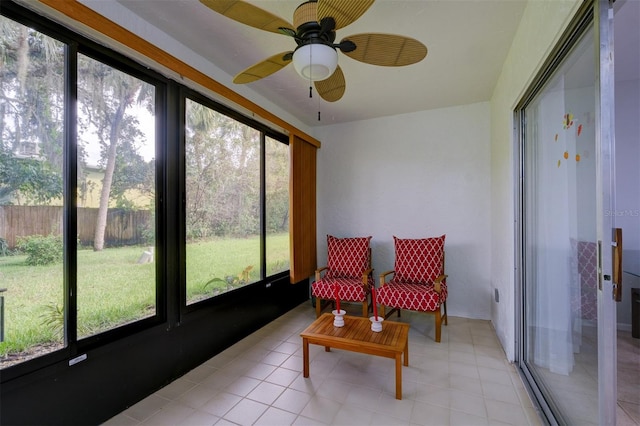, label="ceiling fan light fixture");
[292,43,338,81]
